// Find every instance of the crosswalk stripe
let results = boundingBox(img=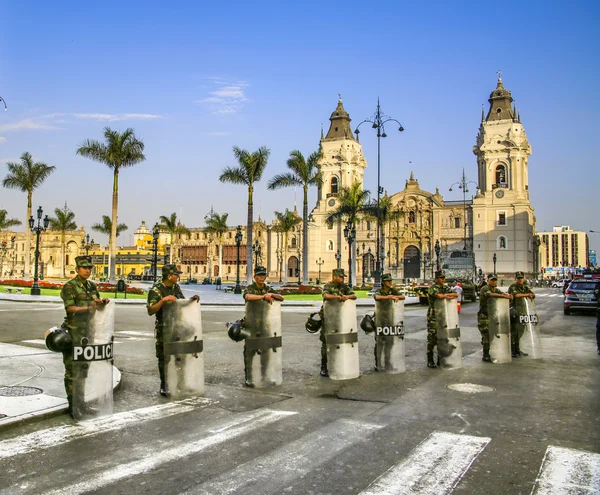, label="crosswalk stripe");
[42,409,296,495]
[0,397,215,460]
[532,445,600,494]
[360,431,490,495]
[187,417,384,494]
